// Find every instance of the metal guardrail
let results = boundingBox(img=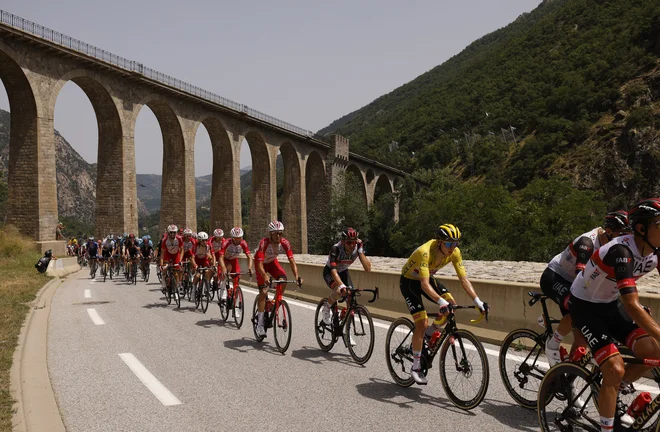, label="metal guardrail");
[0,9,327,142]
